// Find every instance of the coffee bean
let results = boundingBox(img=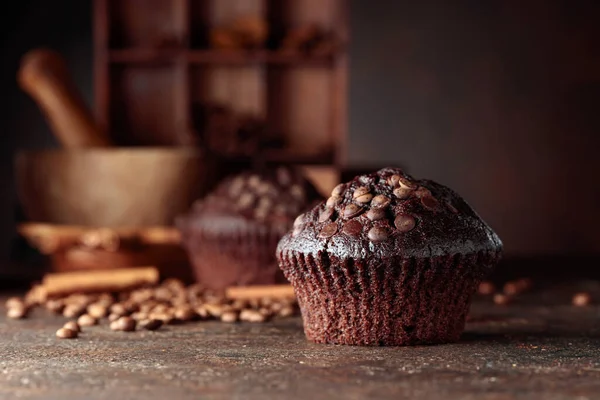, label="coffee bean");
[110,316,136,332]
[318,207,335,223]
[371,195,390,209]
[7,305,27,319]
[63,321,81,333]
[220,311,239,323]
[87,303,107,319]
[318,222,338,239]
[394,214,416,233]
[63,304,85,318]
[255,182,274,195]
[247,174,261,188]
[203,303,225,318]
[421,196,440,211]
[45,299,65,314]
[477,281,496,295]
[572,292,591,307]
[108,313,120,322]
[257,196,273,211]
[493,293,511,305]
[277,306,295,318]
[353,186,370,199]
[150,312,174,324]
[393,187,413,200]
[342,220,363,236]
[326,196,341,208]
[387,174,401,187]
[239,309,266,323]
[131,312,149,321]
[289,184,305,200]
[56,328,77,339]
[276,167,292,186]
[194,306,210,319]
[365,208,386,221]
[367,226,389,243]
[355,193,373,204]
[331,183,345,197]
[139,319,163,331]
[237,192,255,209]
[77,314,97,327]
[5,297,23,309]
[398,177,418,190]
[109,303,128,316]
[174,307,196,322]
[342,204,363,219]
